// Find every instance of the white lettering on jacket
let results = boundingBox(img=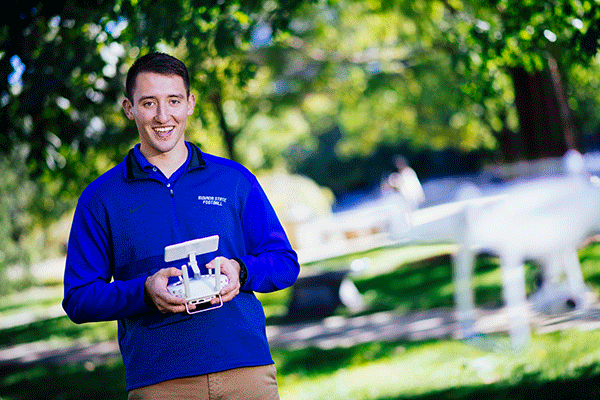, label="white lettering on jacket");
[198,195,228,207]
